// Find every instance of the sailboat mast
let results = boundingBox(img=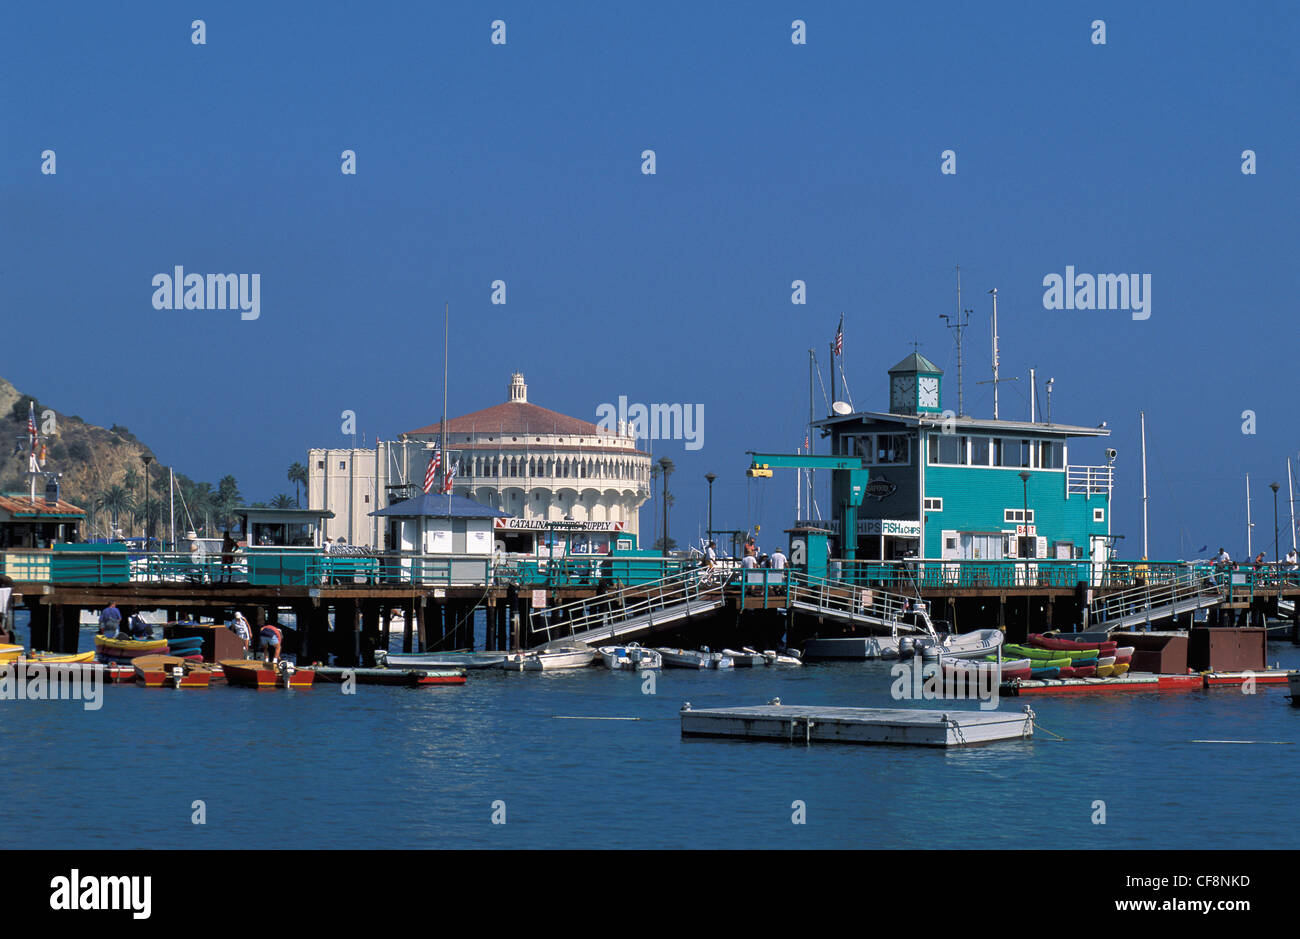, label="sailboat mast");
[989,288,1000,420]
[808,348,815,514]
[1289,457,1297,553]
[1139,411,1148,559]
[1246,473,1253,556]
[441,301,449,503]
